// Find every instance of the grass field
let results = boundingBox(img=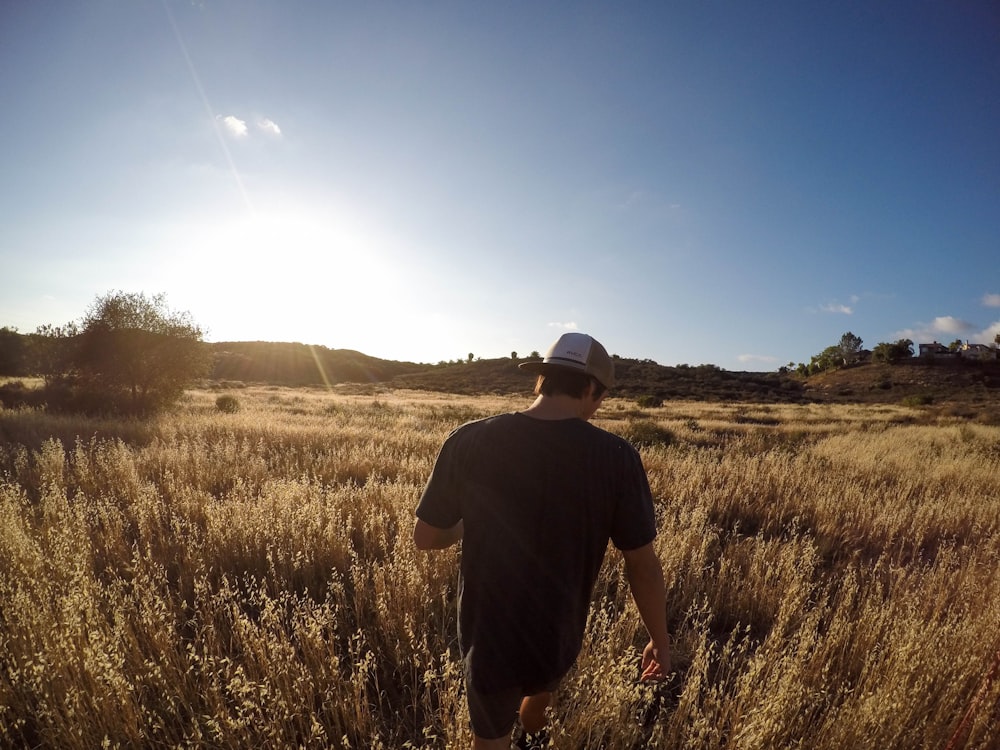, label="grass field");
[1,386,998,748]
